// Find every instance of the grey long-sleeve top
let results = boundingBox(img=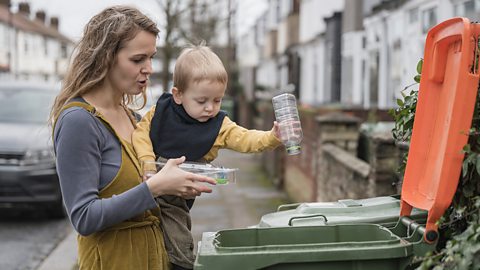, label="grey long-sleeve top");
[54,106,157,236]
